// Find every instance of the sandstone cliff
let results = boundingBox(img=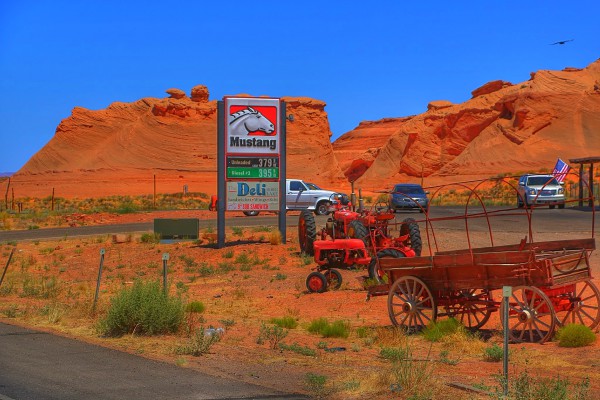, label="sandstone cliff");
[334,59,600,189]
[13,86,345,197]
